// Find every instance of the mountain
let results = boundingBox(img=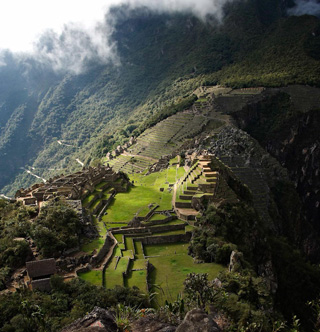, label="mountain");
[0,0,318,197]
[1,1,320,330]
